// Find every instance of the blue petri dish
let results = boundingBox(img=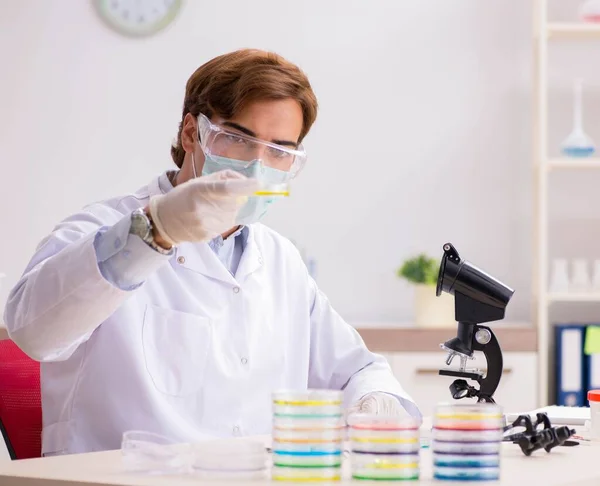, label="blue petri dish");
[434,466,499,481]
